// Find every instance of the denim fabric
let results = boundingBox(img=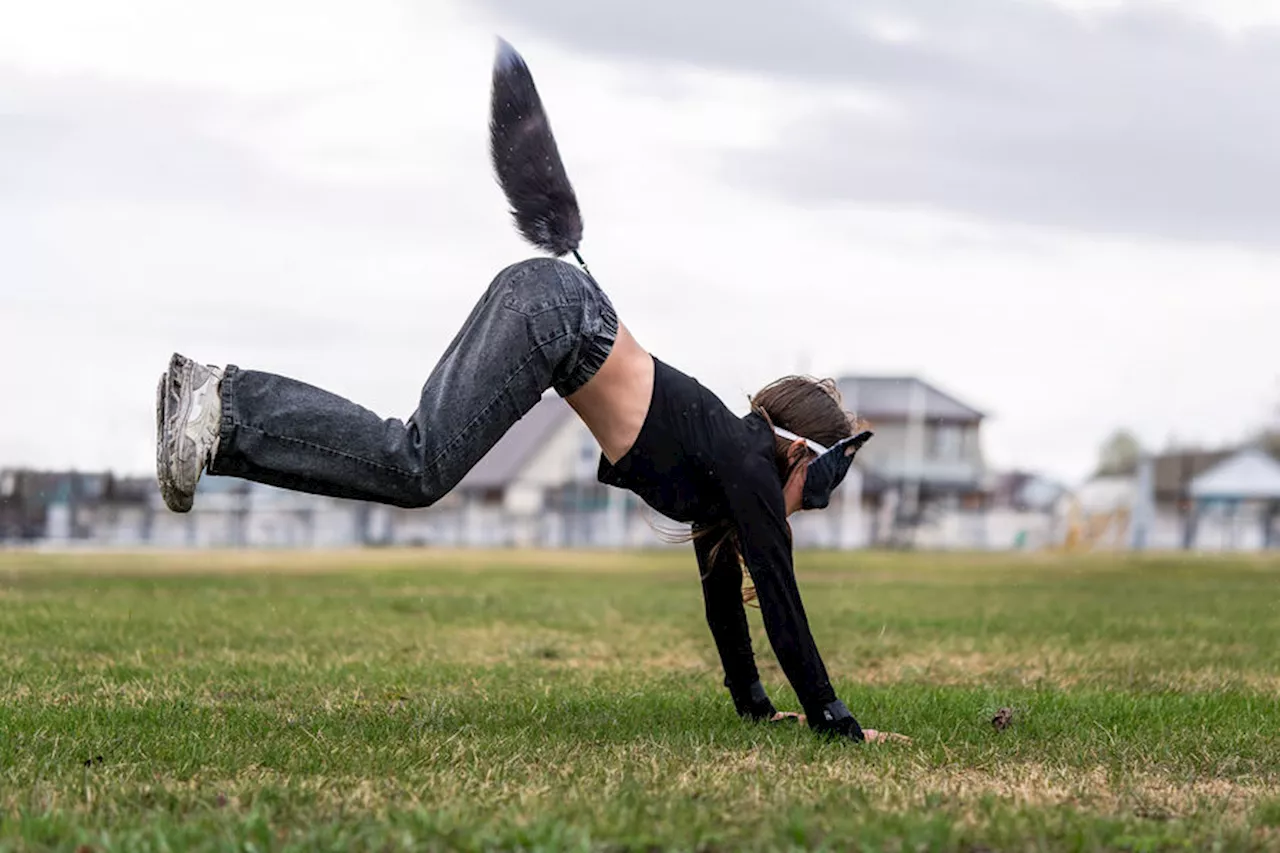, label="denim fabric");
[207,257,618,508]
